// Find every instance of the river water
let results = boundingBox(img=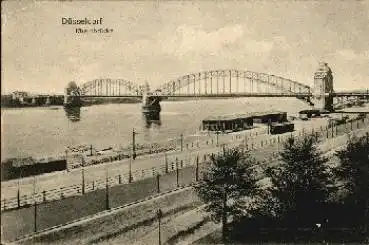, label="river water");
[1,98,312,161]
